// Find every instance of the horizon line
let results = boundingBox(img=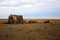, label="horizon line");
[0,18,60,19]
